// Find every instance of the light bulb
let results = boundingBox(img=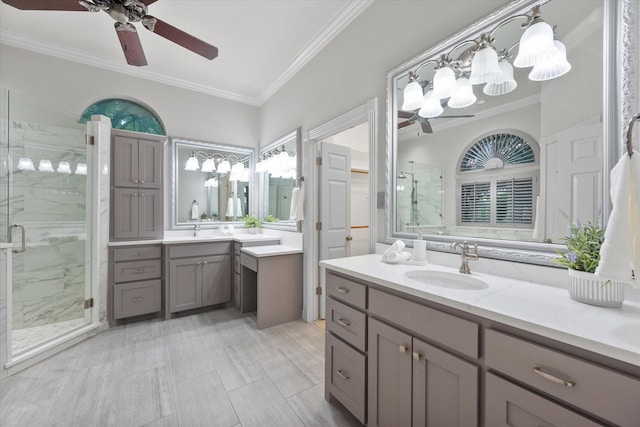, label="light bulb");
[75,163,87,175]
[38,159,54,172]
[17,157,35,171]
[57,161,72,174]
